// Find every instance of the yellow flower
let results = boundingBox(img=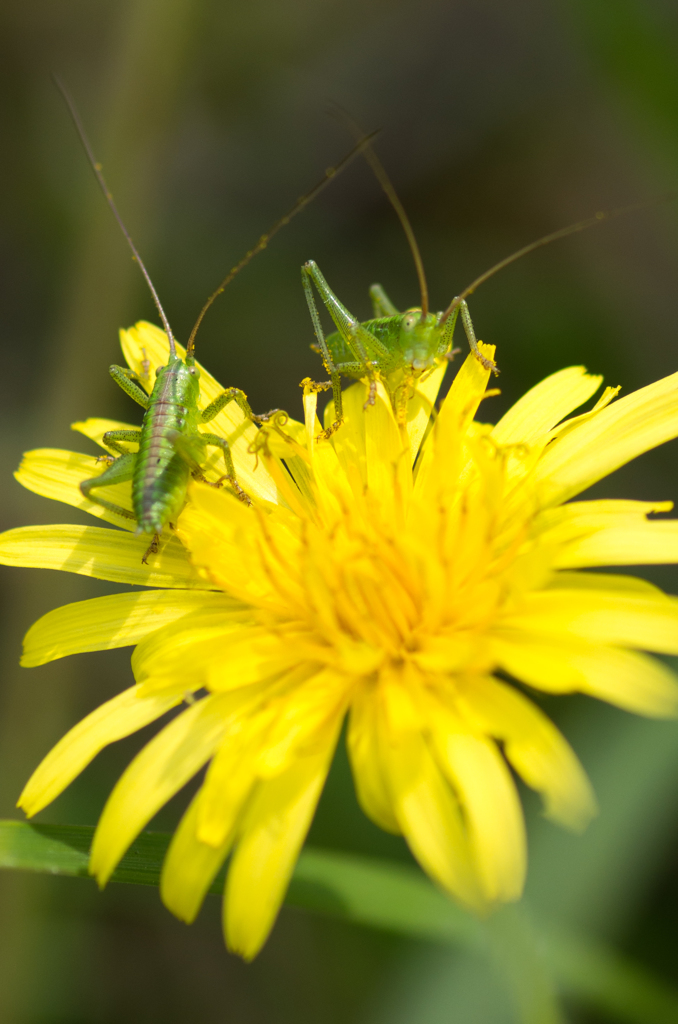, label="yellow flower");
[4,320,678,959]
